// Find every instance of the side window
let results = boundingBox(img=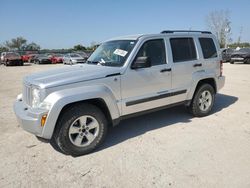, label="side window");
[199,38,217,59]
[135,39,166,66]
[170,38,197,63]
